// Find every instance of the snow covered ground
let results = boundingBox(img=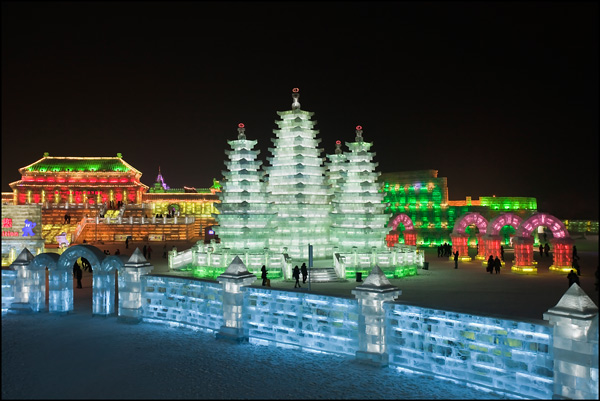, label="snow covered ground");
[2,236,598,399]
